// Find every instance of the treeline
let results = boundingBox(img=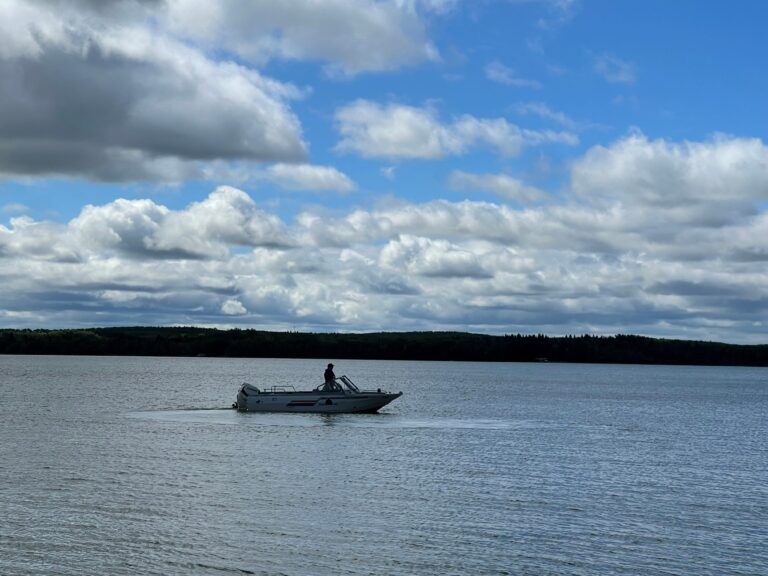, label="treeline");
[1,327,767,366]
